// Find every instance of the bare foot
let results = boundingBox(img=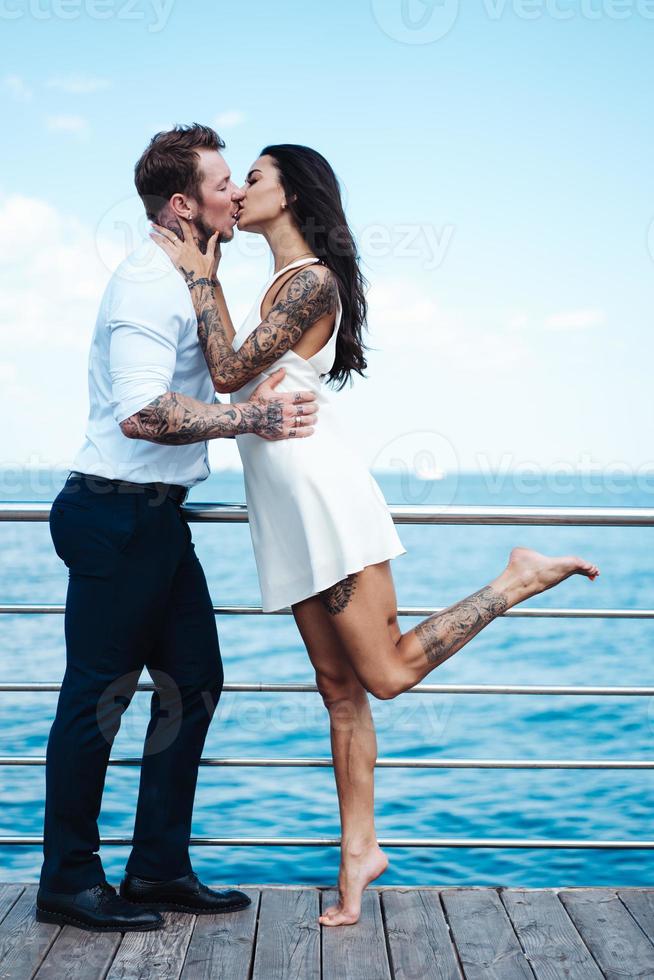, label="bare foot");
[498,546,600,605]
[319,844,388,927]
